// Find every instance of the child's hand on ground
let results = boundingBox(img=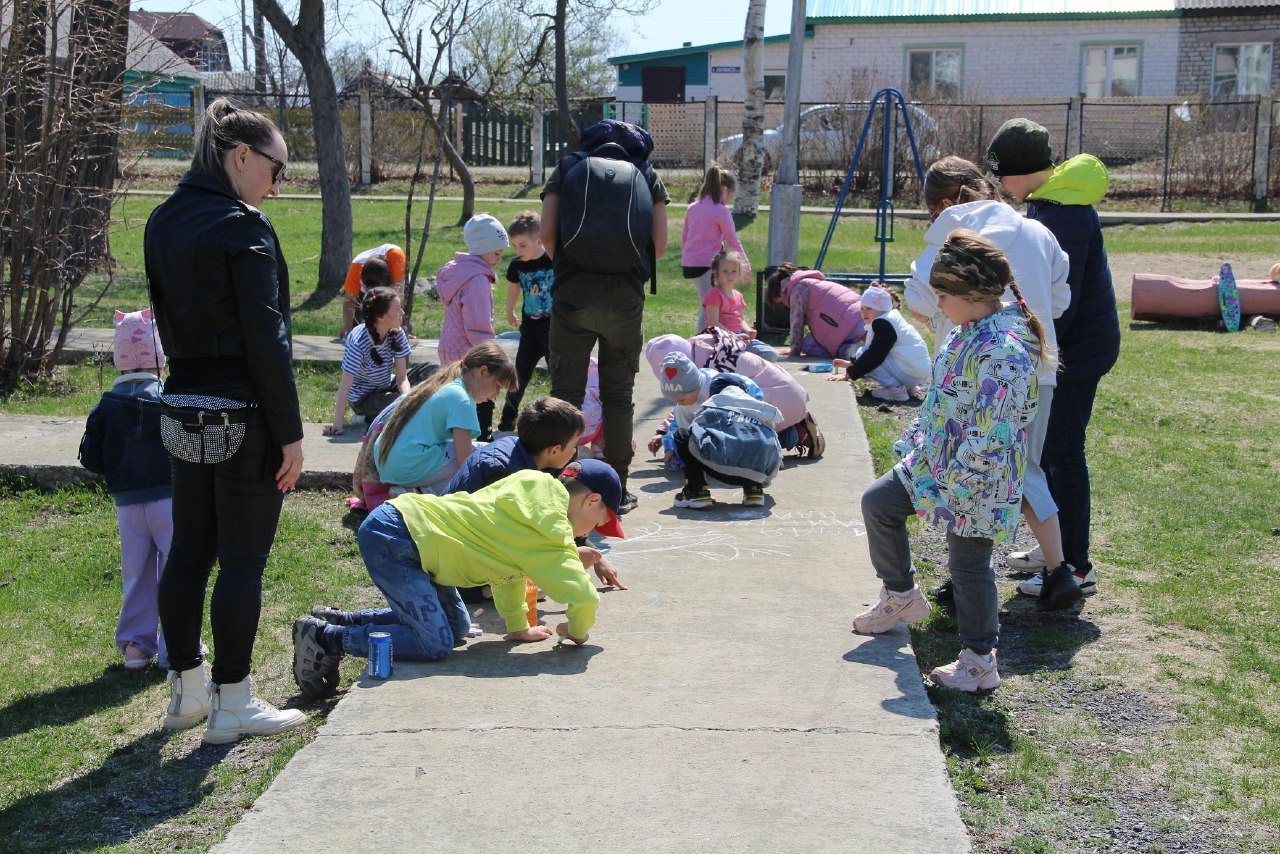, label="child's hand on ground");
[506,625,553,643]
[776,345,791,356]
[647,433,664,454]
[592,556,627,590]
[577,545,603,568]
[322,423,345,436]
[555,622,588,645]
